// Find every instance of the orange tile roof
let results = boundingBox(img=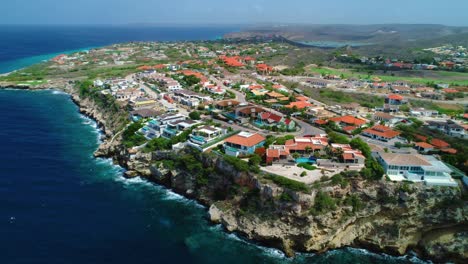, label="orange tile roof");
[415,134,428,142]
[430,138,450,149]
[225,133,266,147]
[415,142,434,149]
[330,115,367,126]
[267,91,284,98]
[295,96,309,101]
[440,148,457,154]
[363,125,400,139]
[286,101,312,109]
[342,153,354,160]
[314,119,328,125]
[387,94,404,100]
